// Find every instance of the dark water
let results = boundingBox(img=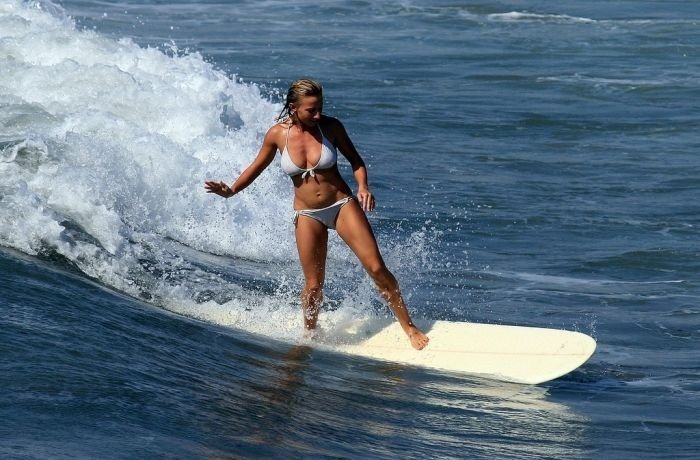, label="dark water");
[1,0,699,457]
[2,249,596,459]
